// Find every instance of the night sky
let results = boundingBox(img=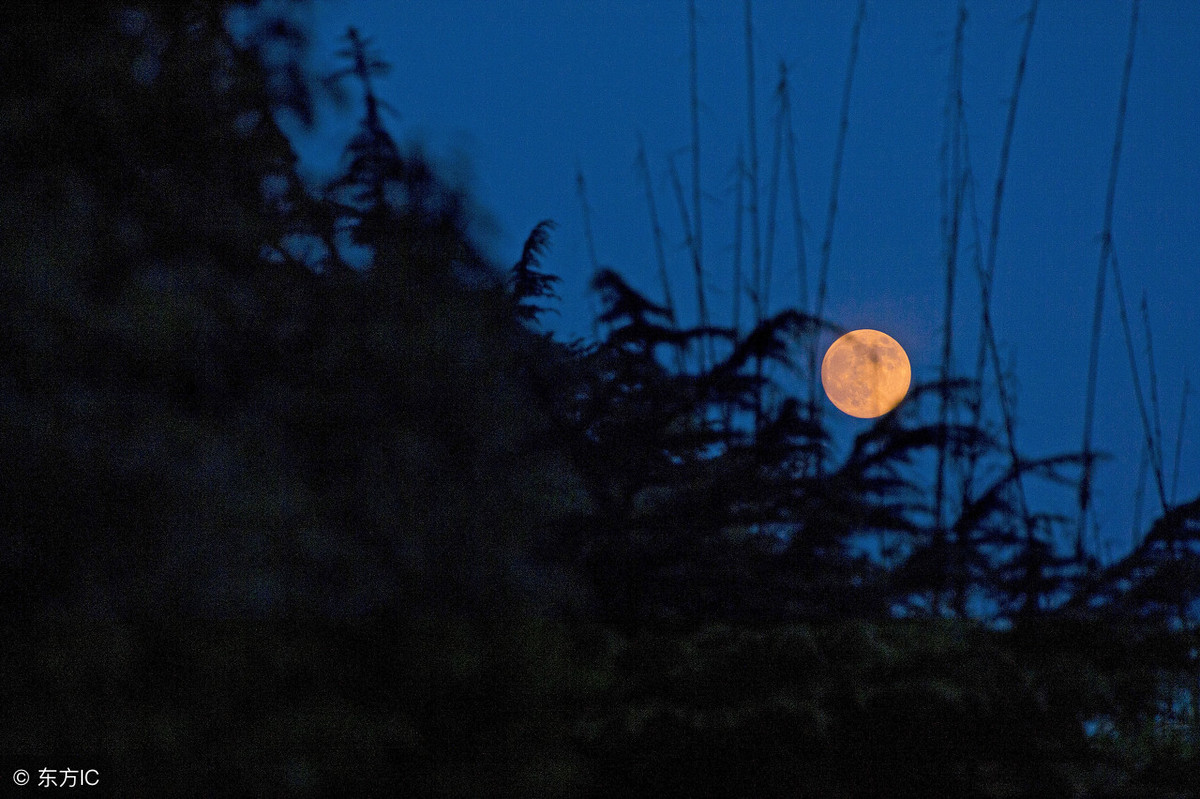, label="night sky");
[283,0,1199,564]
